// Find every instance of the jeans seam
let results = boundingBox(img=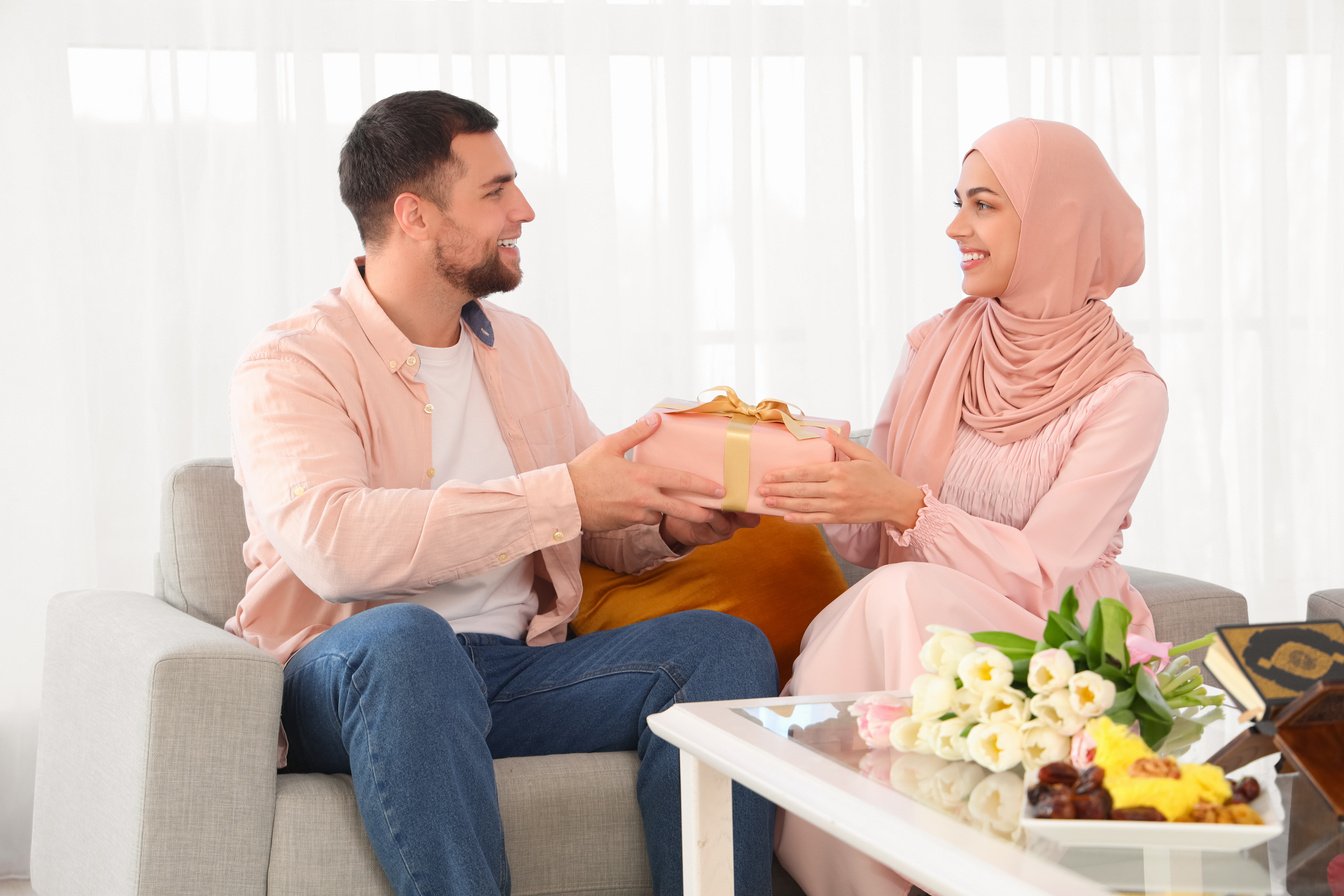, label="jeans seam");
[344,655,432,896]
[490,662,688,704]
